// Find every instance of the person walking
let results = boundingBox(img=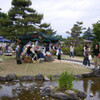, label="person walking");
[93,44,99,69]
